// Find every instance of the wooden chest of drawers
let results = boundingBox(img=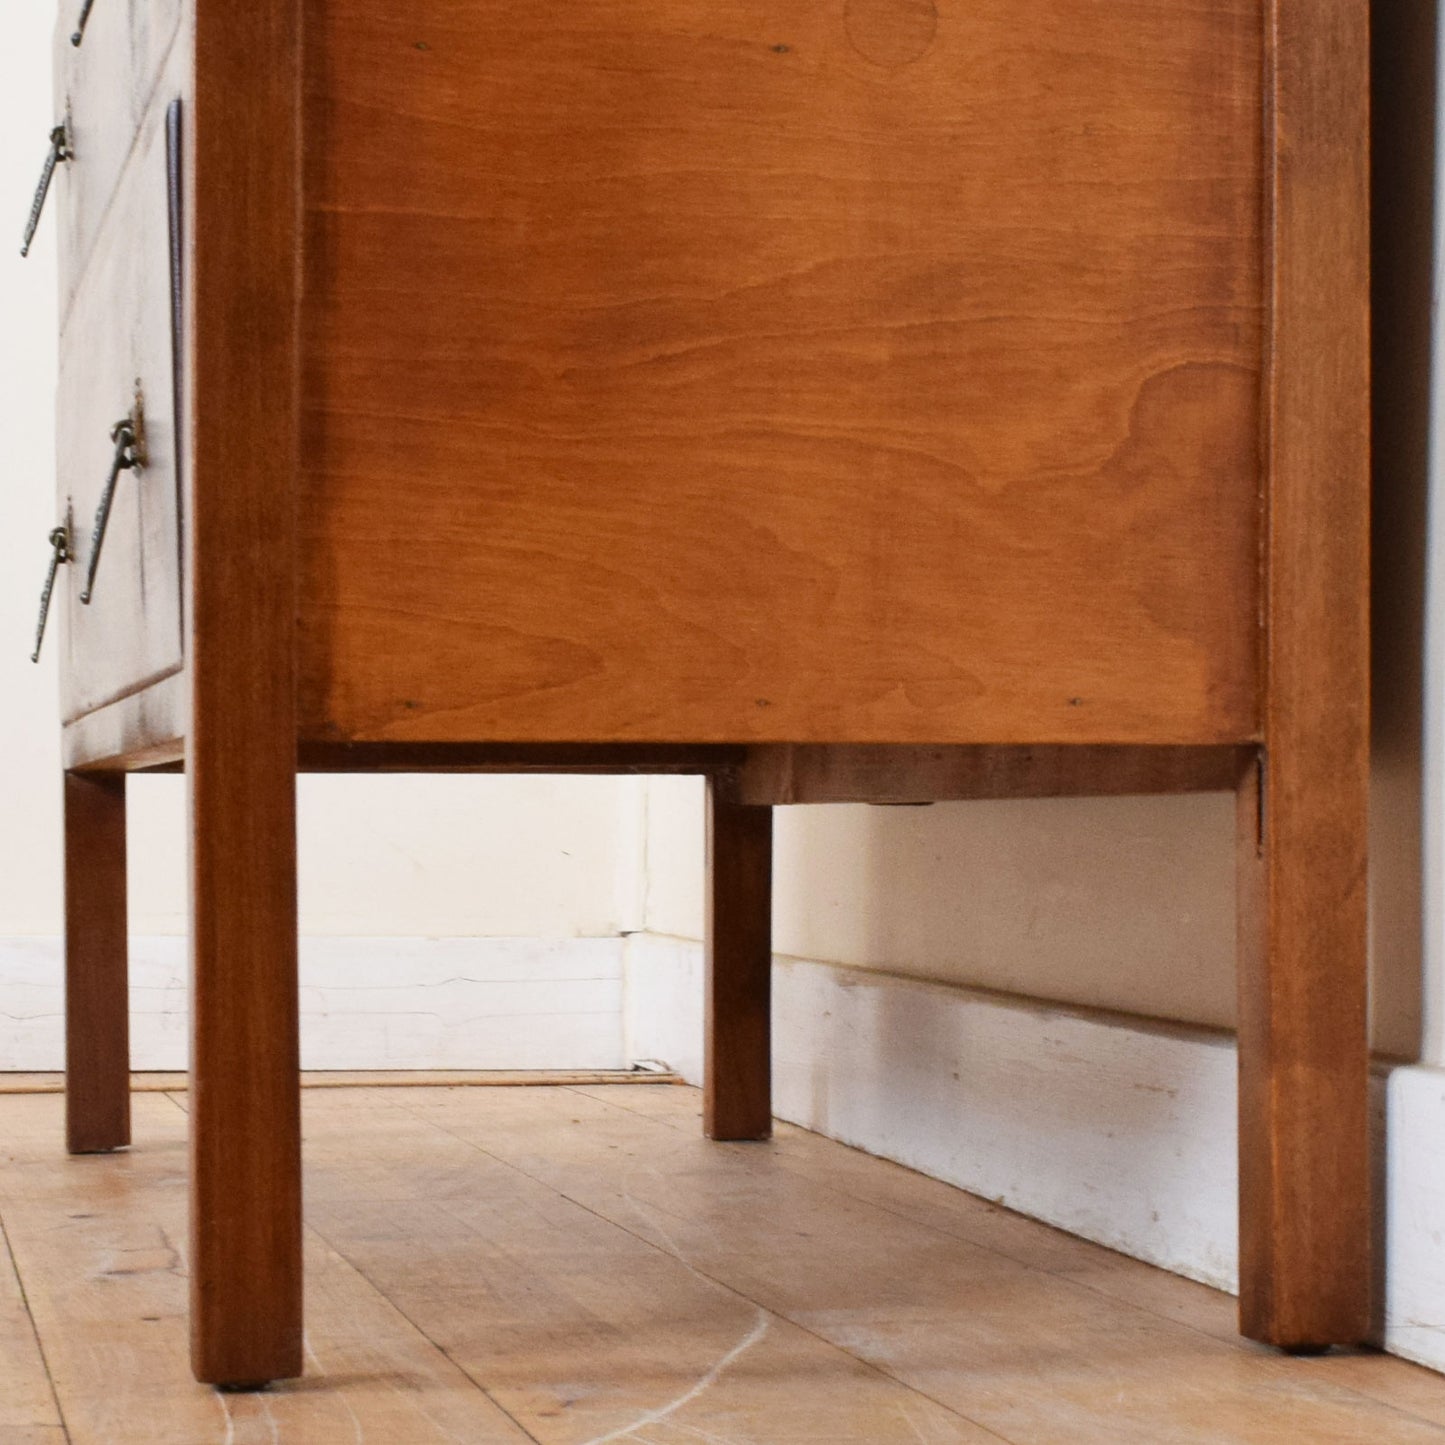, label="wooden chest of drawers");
[31,0,1369,1388]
